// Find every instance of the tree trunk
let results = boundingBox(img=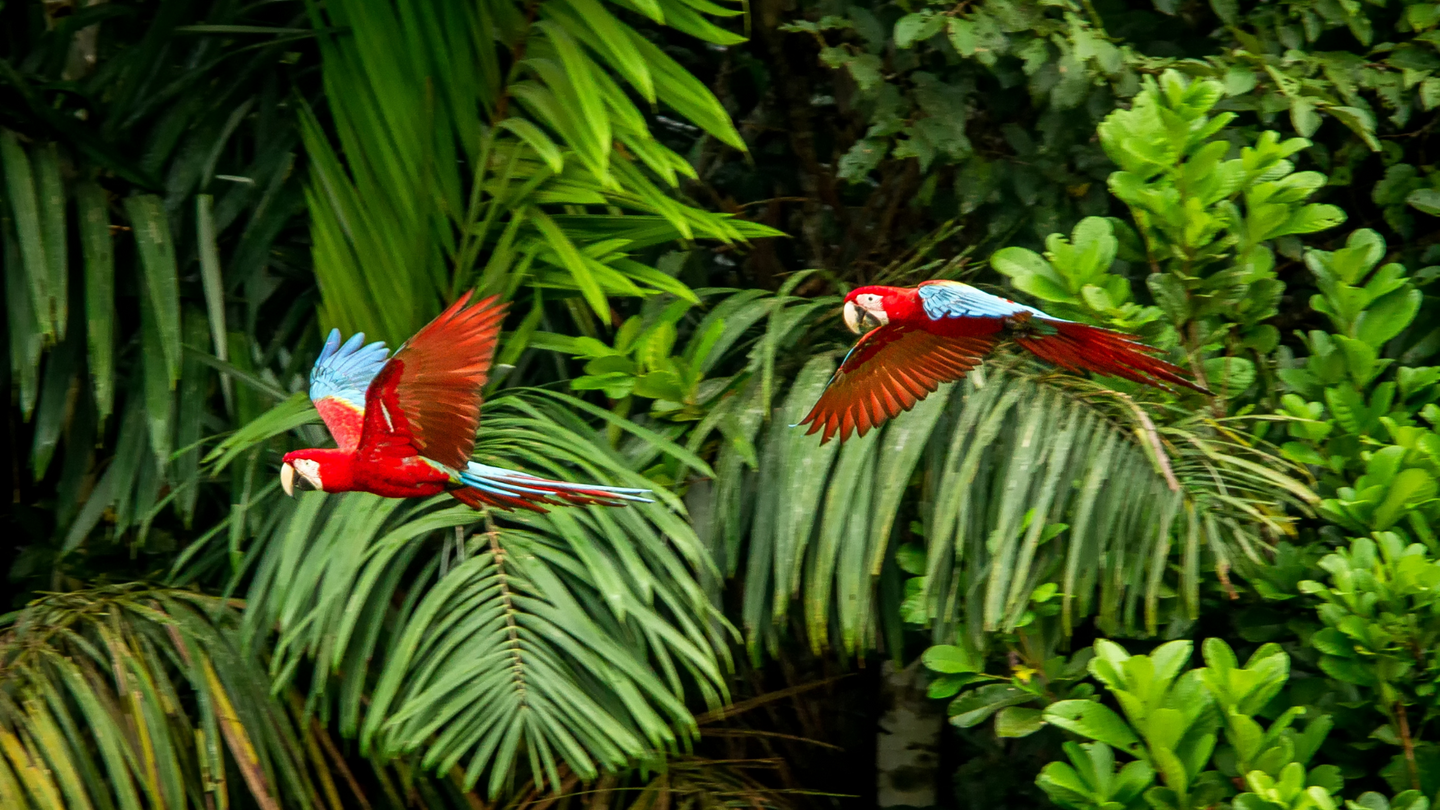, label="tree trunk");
[876,658,944,808]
